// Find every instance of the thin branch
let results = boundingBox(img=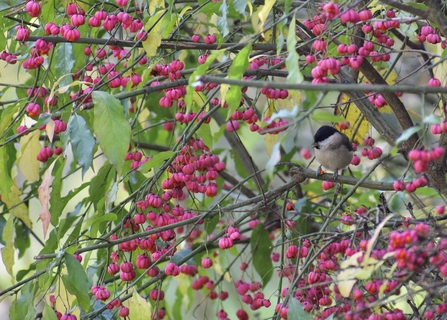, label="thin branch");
[197,75,447,94]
